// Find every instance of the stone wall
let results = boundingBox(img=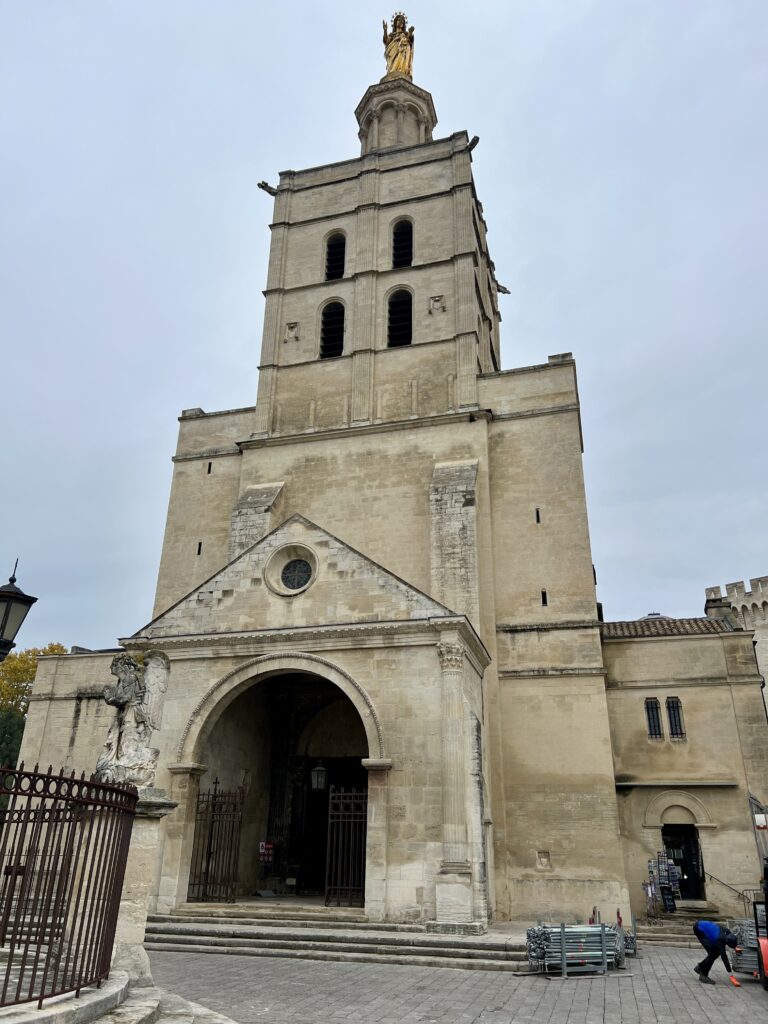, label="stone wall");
[604,628,765,915]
